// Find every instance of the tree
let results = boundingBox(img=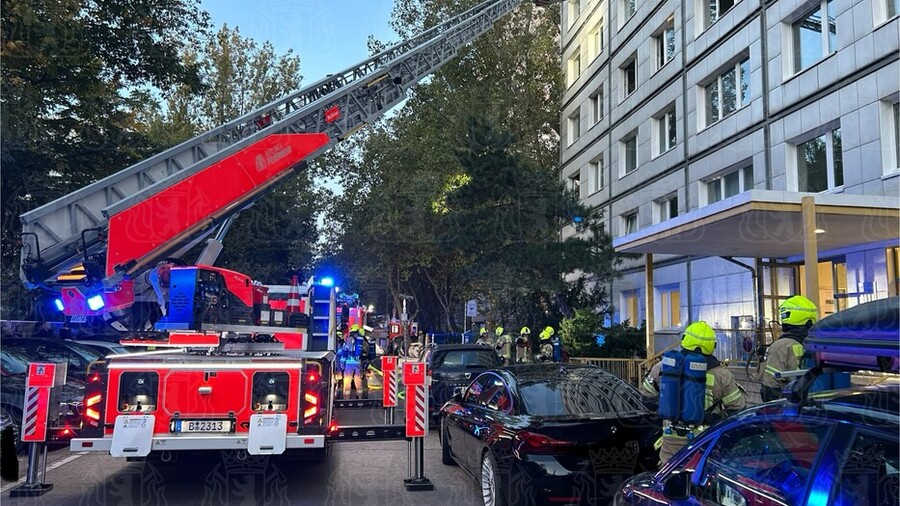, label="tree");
[1,0,209,318]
